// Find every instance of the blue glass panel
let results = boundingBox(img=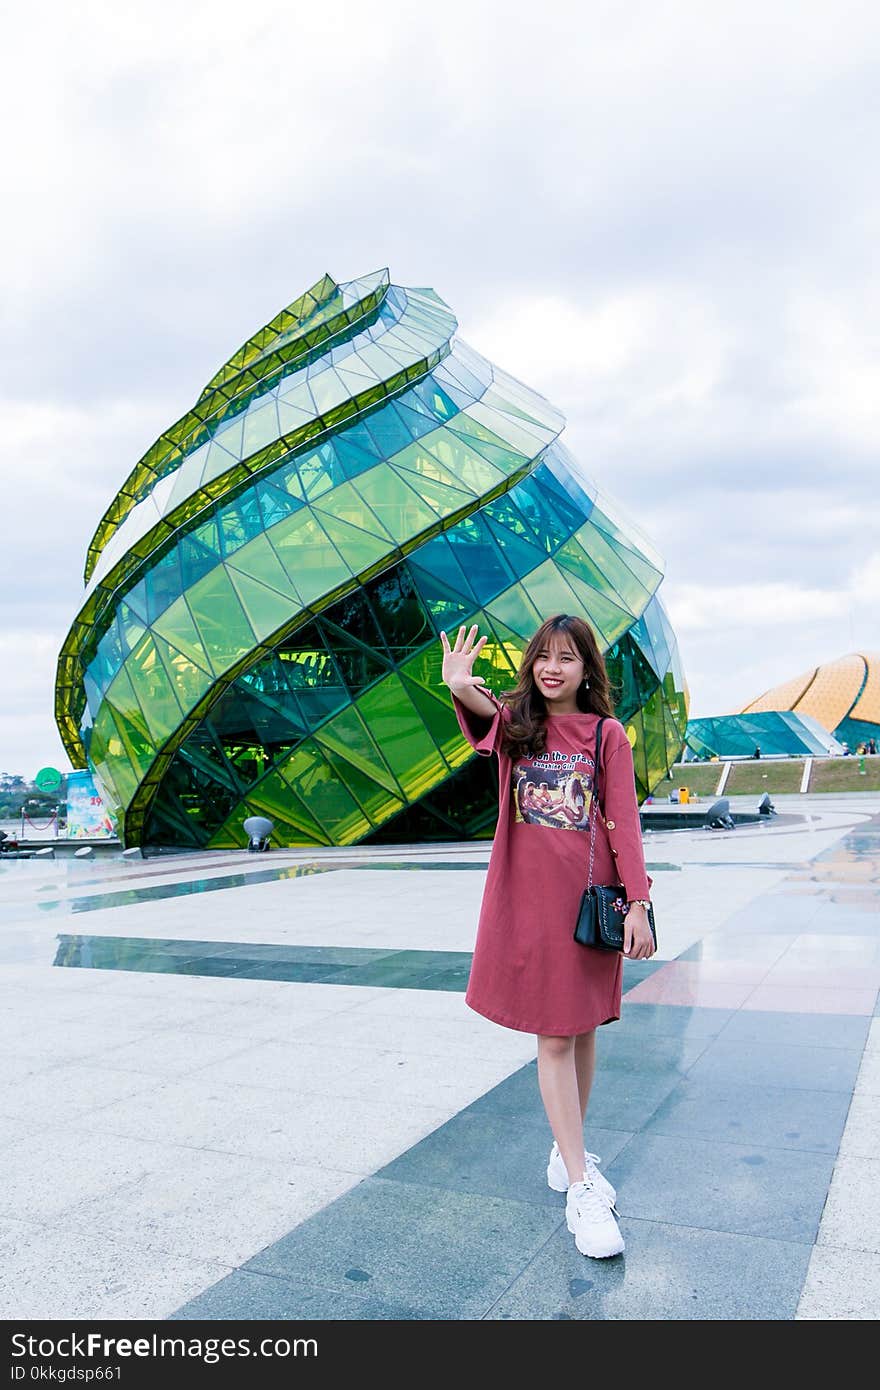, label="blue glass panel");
[530,461,589,529]
[544,445,596,517]
[179,534,218,590]
[334,421,382,462]
[192,516,221,555]
[216,498,253,558]
[507,472,574,552]
[91,619,125,695]
[445,512,515,605]
[408,574,474,630]
[435,354,488,399]
[361,405,416,458]
[410,378,459,421]
[407,534,476,601]
[83,671,102,719]
[333,435,381,481]
[122,578,149,624]
[641,595,672,673]
[254,479,303,530]
[295,441,344,499]
[145,549,183,623]
[482,510,546,576]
